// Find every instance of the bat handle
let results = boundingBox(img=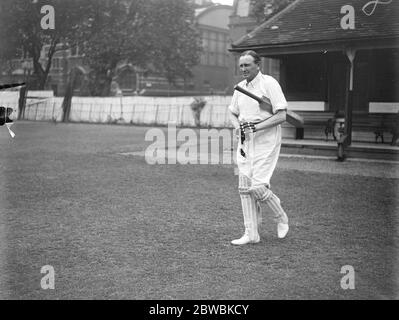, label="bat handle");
[234,85,264,103]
